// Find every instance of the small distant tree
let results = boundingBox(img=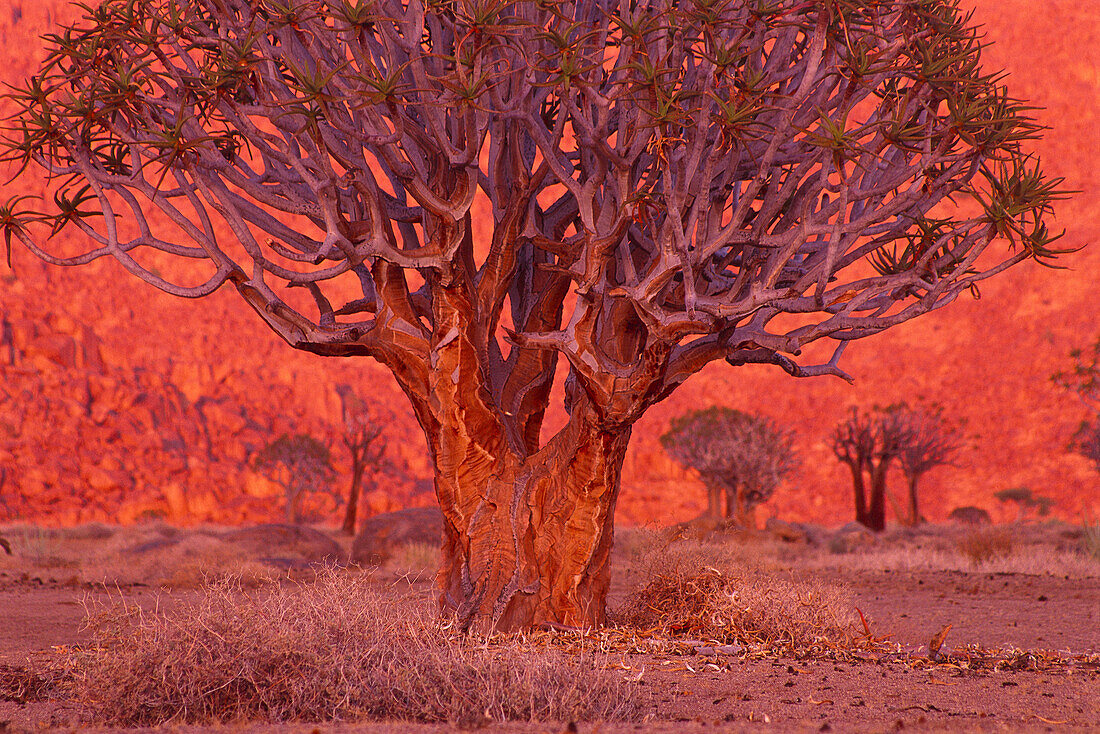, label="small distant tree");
[334,384,385,535]
[1072,420,1100,473]
[661,407,797,528]
[895,404,963,526]
[831,406,911,532]
[1053,338,1100,472]
[253,433,336,524]
[994,486,1054,523]
[1053,337,1100,412]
